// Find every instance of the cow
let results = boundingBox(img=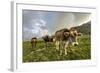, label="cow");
[54,28,82,55]
[31,37,37,49]
[42,35,55,49]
